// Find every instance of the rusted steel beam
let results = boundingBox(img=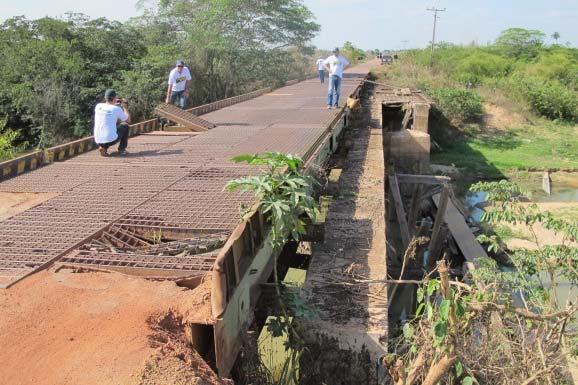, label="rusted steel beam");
[155,103,215,131]
[210,78,368,376]
[211,202,263,318]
